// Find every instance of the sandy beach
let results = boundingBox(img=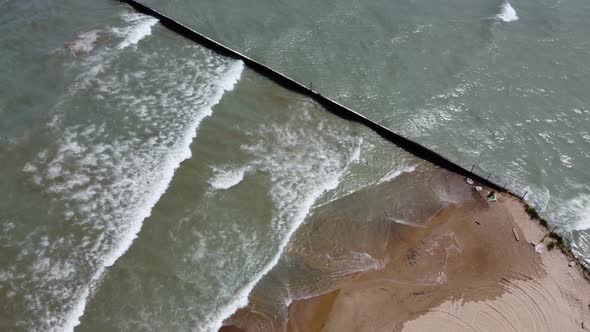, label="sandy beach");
[224,182,590,332]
